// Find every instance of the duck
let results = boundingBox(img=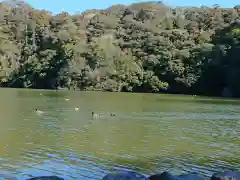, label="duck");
[35,109,44,115]
[109,112,116,116]
[65,98,70,101]
[74,107,80,111]
[92,112,99,119]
